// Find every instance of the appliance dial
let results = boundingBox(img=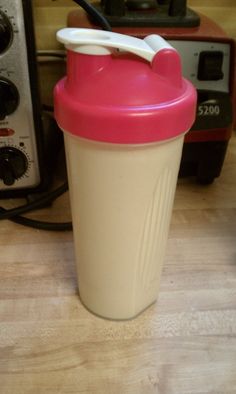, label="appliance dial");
[0,11,13,54]
[0,147,28,186]
[0,78,19,120]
